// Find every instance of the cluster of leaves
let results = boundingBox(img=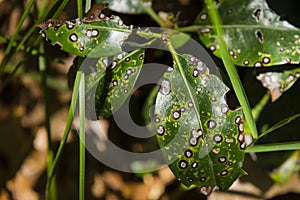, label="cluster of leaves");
[37,0,300,196]
[2,0,300,198]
